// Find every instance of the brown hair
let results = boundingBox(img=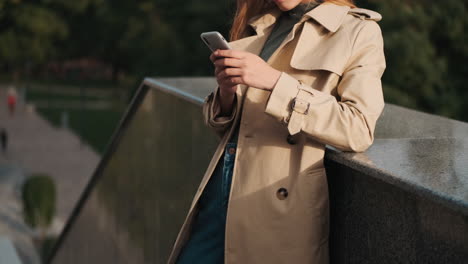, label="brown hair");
[229,0,356,41]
